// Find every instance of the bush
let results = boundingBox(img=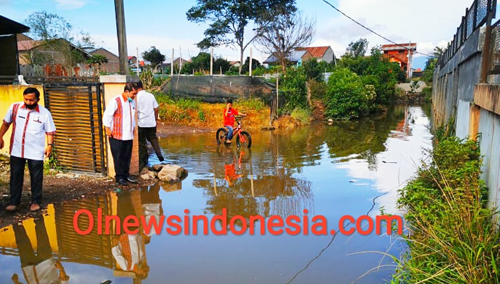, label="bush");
[308,79,327,100]
[290,107,312,124]
[422,86,432,102]
[279,67,308,114]
[394,136,500,283]
[324,68,369,119]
